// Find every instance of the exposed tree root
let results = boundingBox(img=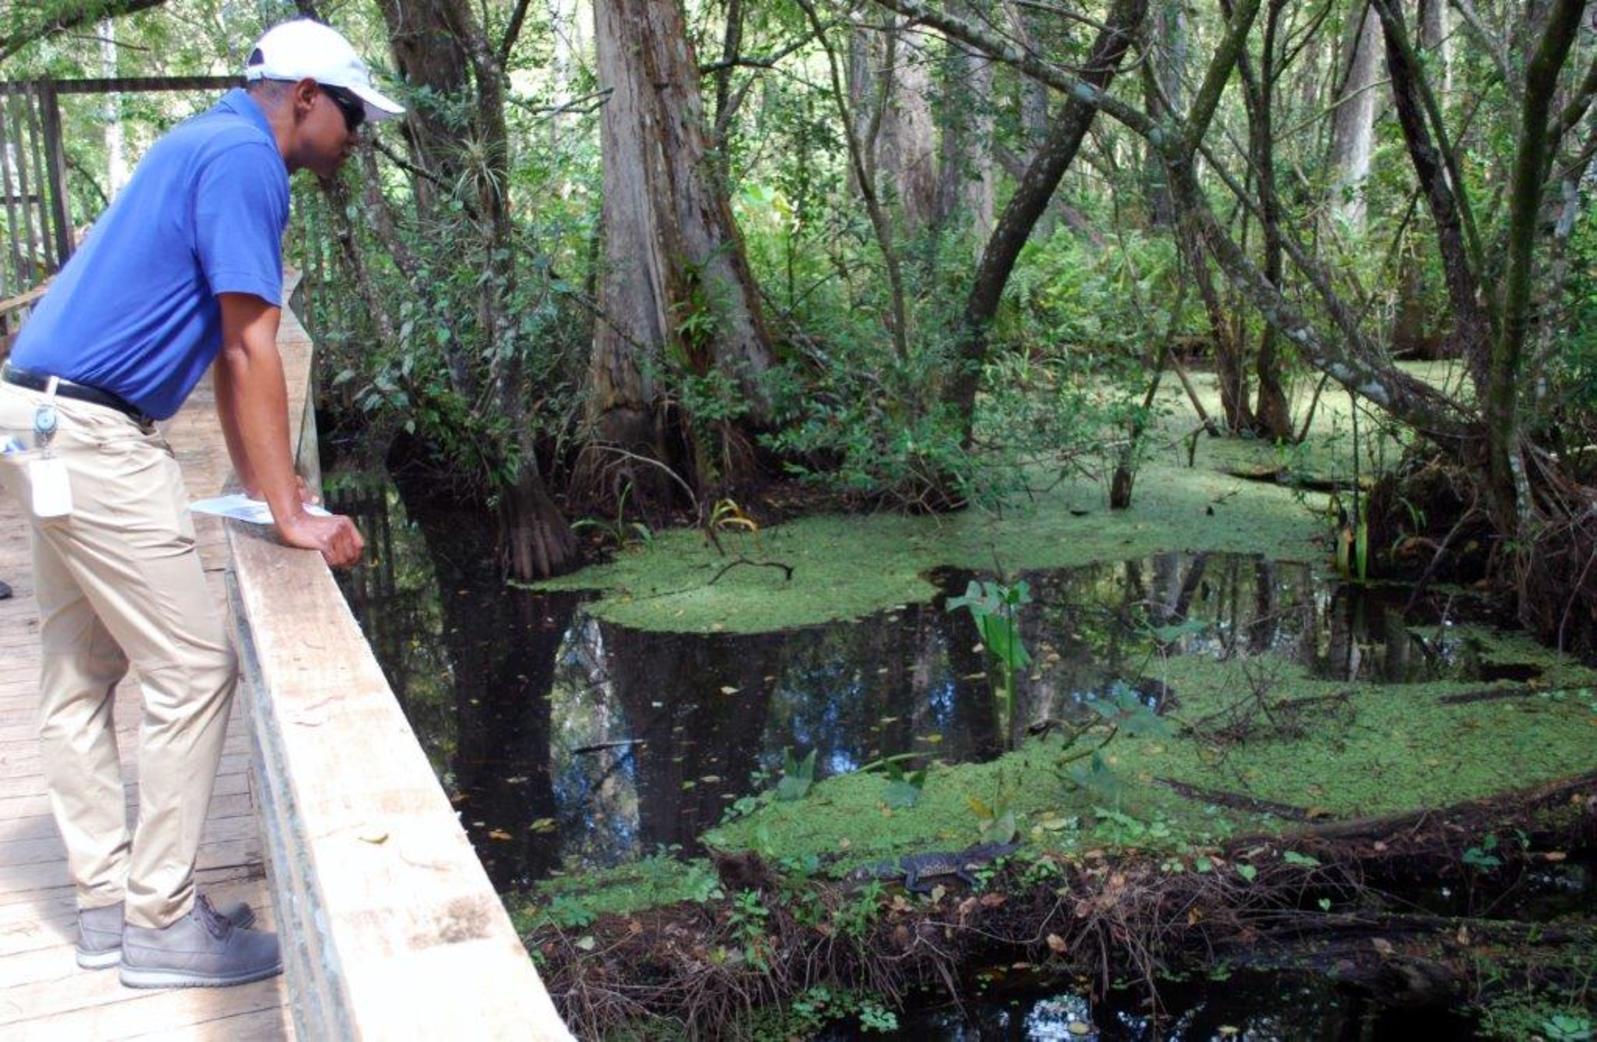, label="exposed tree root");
[527,774,1597,1037]
[1370,447,1597,660]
